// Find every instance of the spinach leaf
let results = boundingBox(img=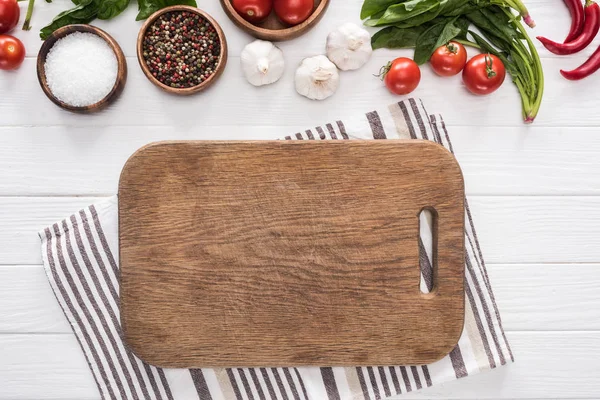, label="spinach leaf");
[97,0,130,20]
[40,0,98,39]
[479,6,518,41]
[437,0,486,16]
[136,0,197,20]
[360,0,400,20]
[368,0,441,26]
[390,7,443,27]
[466,7,517,45]
[371,25,429,49]
[414,16,463,64]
